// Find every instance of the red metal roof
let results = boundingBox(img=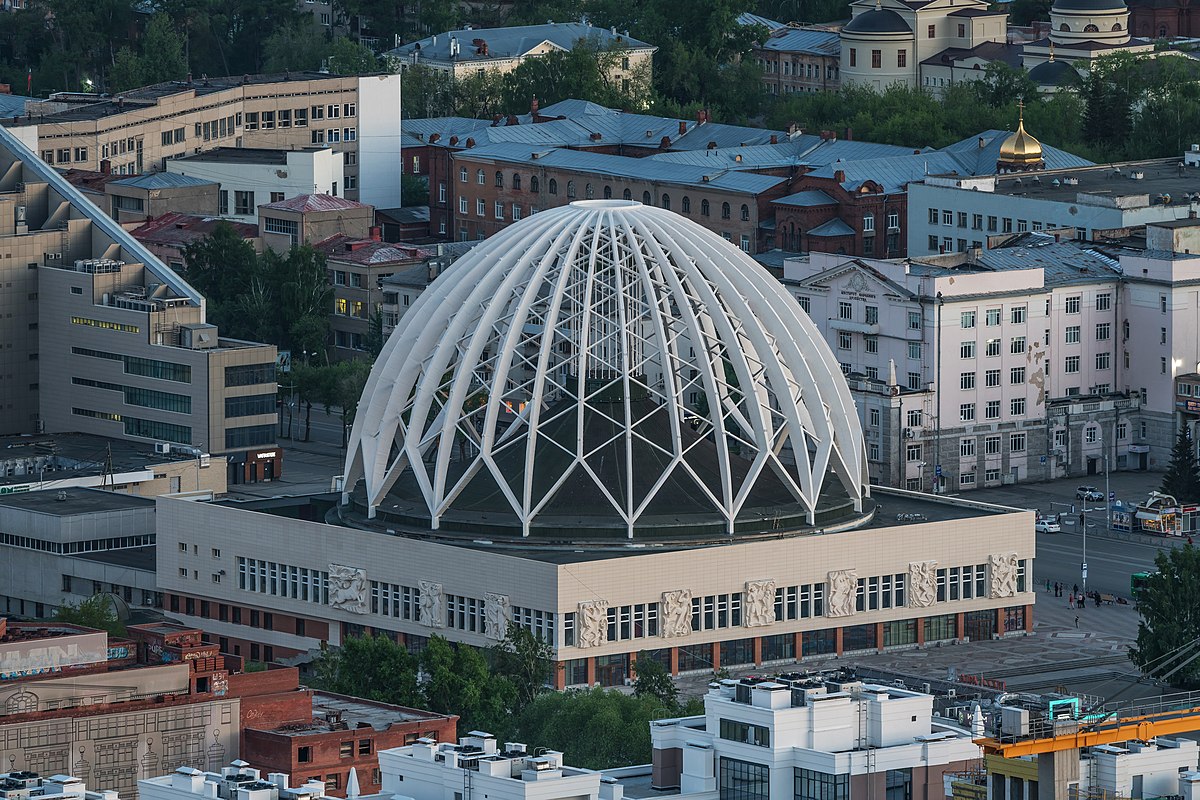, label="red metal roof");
[315,233,432,266]
[132,212,258,248]
[260,193,370,213]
